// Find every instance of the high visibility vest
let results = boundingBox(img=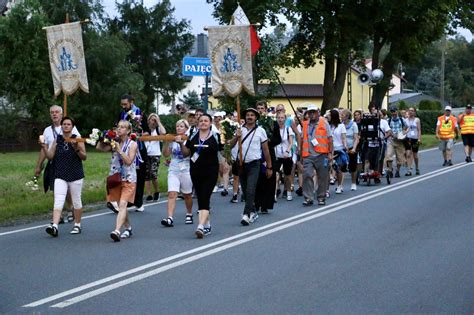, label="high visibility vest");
[438,115,457,140]
[302,119,330,157]
[458,113,474,135]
